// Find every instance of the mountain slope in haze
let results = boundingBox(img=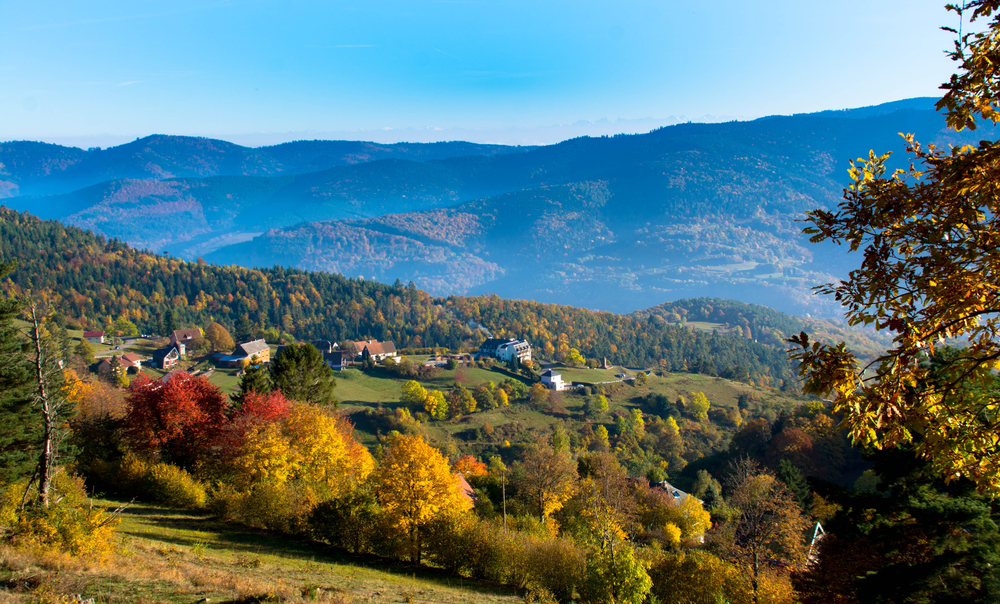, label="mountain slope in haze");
[0,135,531,198]
[205,101,997,316]
[9,99,995,316]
